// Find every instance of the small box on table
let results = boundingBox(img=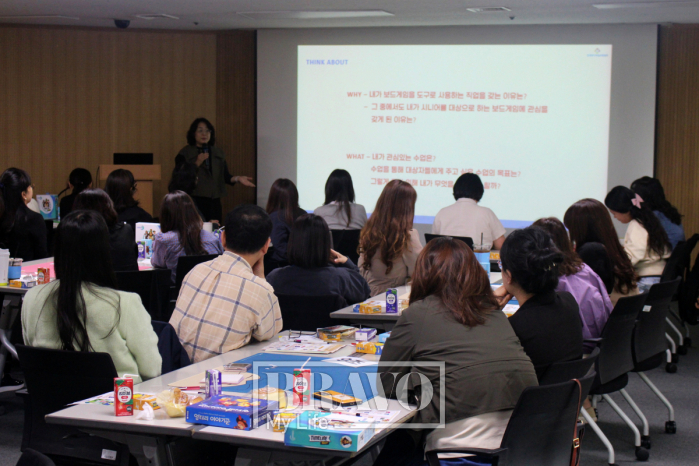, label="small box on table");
[185,395,278,430]
[284,411,375,452]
